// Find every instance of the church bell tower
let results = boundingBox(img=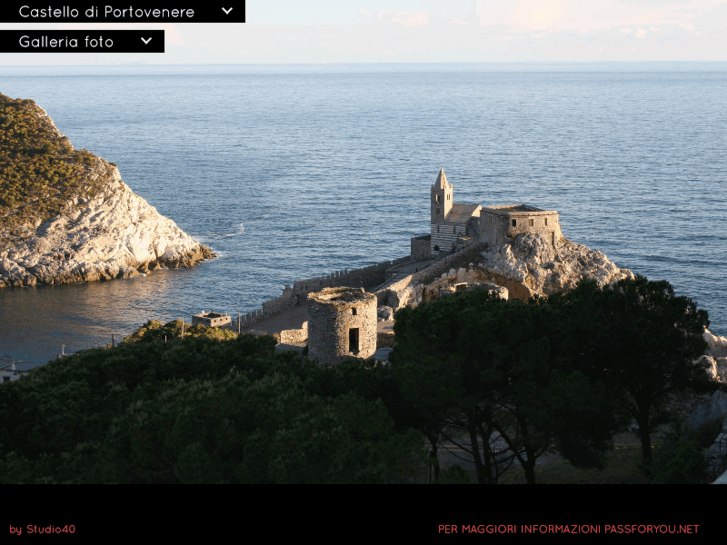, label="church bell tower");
[431,168,453,223]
